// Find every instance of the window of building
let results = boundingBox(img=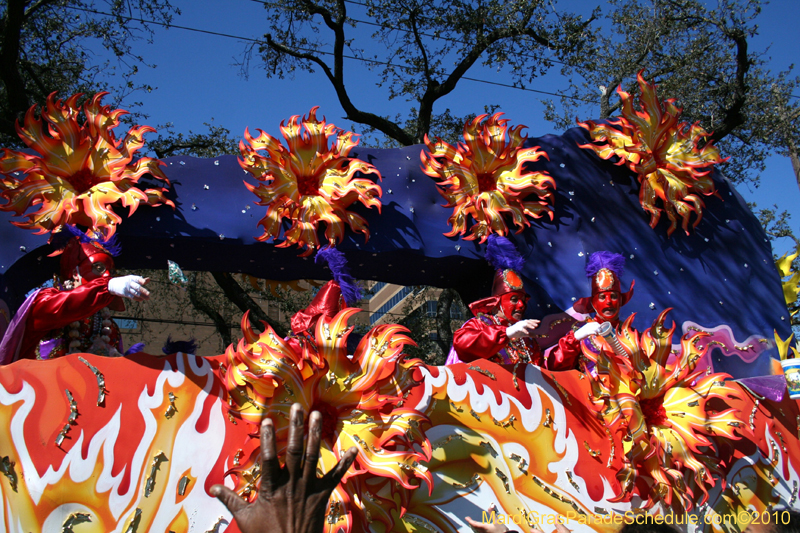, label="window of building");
[426,300,437,317]
[370,286,413,325]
